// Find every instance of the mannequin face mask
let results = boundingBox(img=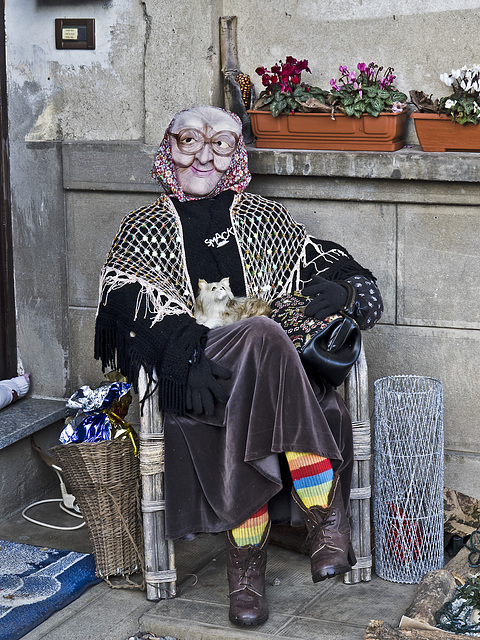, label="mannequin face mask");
[169,107,242,197]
